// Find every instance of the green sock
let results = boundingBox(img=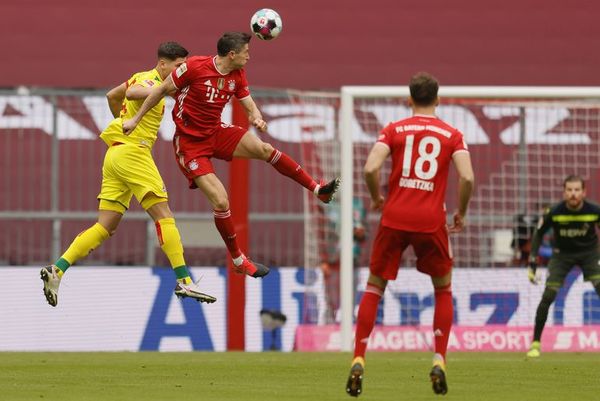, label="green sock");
[54,258,70,274]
